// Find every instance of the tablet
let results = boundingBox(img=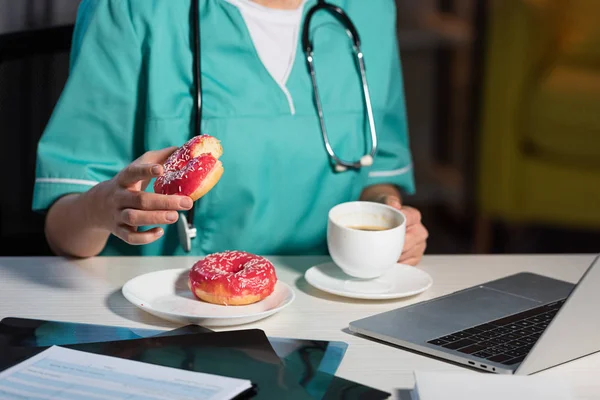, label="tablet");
[0,317,389,399]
